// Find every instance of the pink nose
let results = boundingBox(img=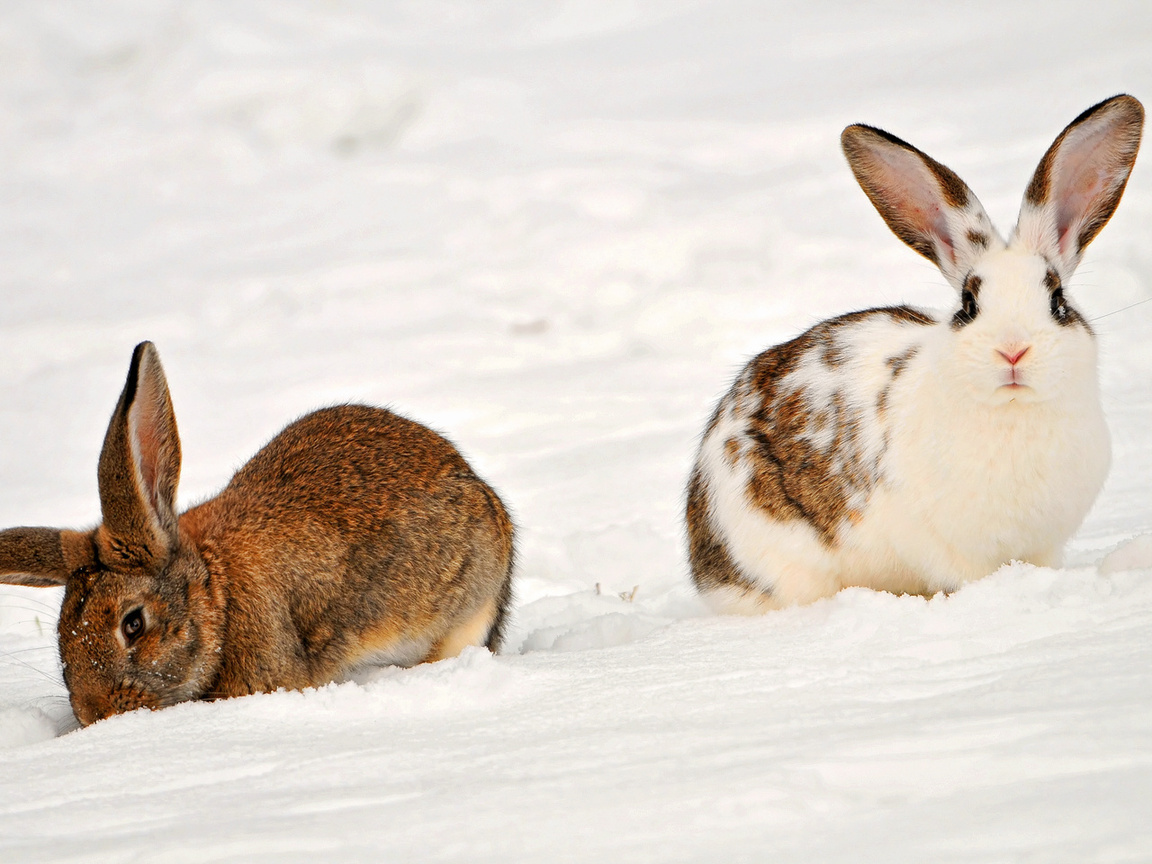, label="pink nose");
[997,346,1029,366]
